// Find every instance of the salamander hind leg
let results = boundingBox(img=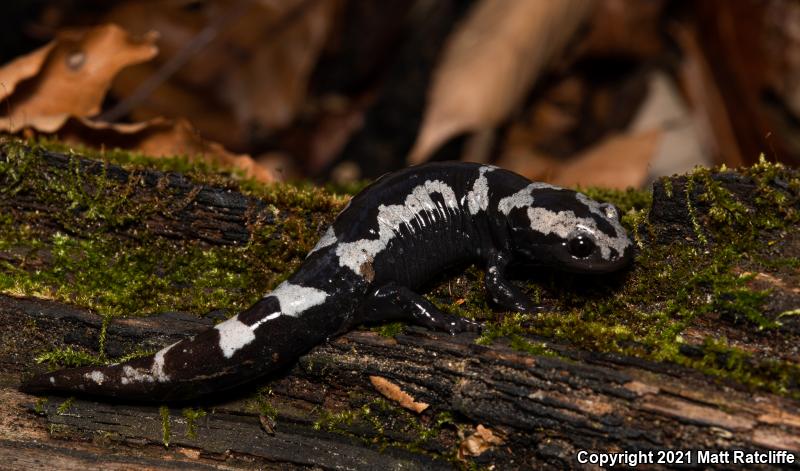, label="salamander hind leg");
[362,283,482,335]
